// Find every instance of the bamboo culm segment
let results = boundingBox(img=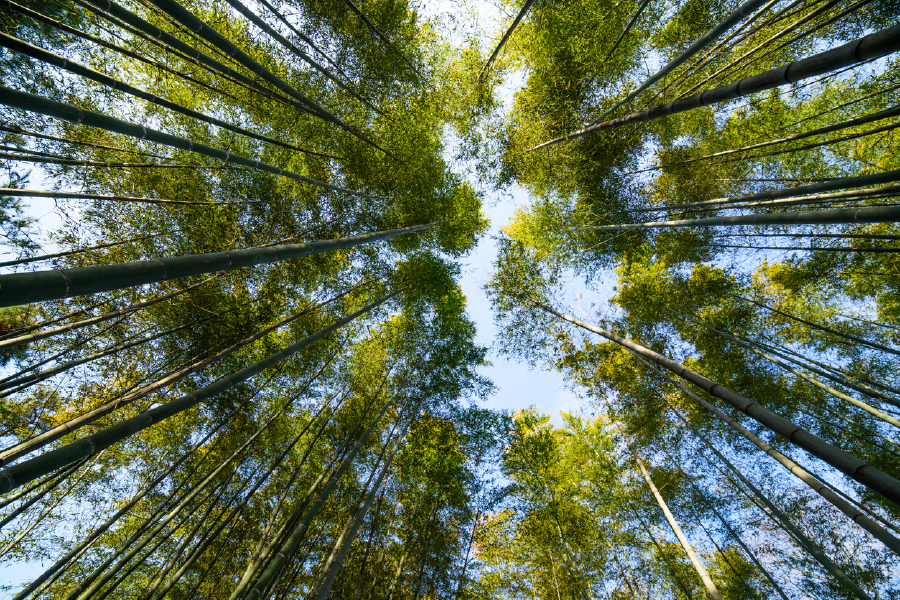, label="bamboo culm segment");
[244,396,396,599]
[0,292,396,495]
[581,205,900,231]
[479,0,535,79]
[634,351,900,557]
[631,169,900,212]
[0,86,378,198]
[535,302,900,507]
[0,32,327,160]
[0,224,433,307]
[534,24,900,150]
[590,0,771,124]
